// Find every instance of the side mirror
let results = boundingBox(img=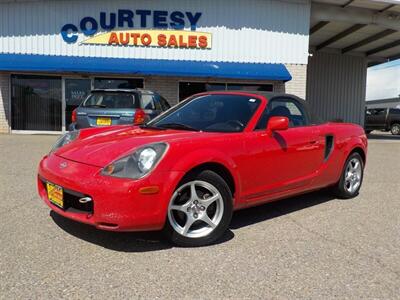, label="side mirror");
[266,116,289,135]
